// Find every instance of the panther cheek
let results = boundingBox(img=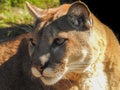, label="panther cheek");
[42,68,56,78]
[80,49,88,63]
